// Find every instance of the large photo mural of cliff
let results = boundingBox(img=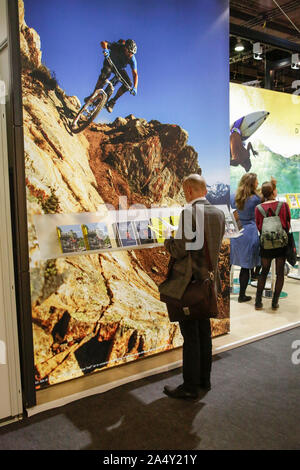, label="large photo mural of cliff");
[18,0,229,388]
